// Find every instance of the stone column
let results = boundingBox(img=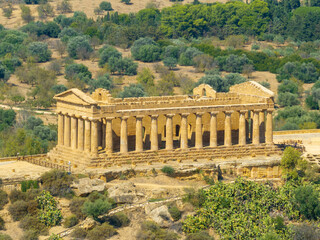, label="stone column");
[71,115,78,150]
[105,118,113,153]
[102,122,106,149]
[224,111,233,146]
[195,112,204,148]
[84,118,91,153]
[259,110,265,143]
[180,113,189,149]
[57,113,64,146]
[77,117,84,151]
[266,109,273,145]
[151,115,159,151]
[135,116,144,152]
[166,114,174,150]
[210,111,218,147]
[91,120,99,156]
[120,116,128,153]
[252,110,261,145]
[239,110,247,146]
[64,114,71,147]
